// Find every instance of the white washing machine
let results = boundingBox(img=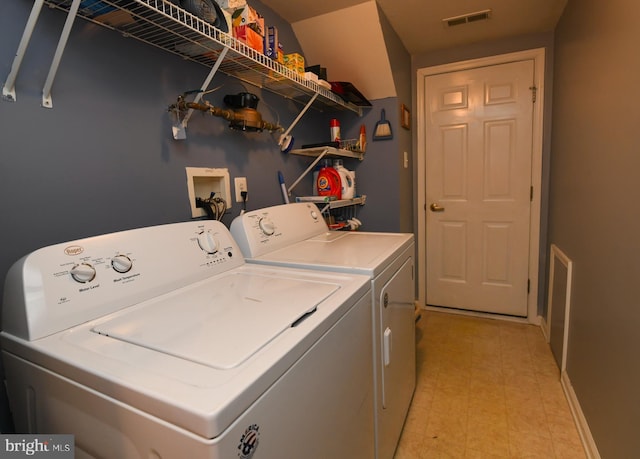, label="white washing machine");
[230,203,416,459]
[1,220,375,459]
